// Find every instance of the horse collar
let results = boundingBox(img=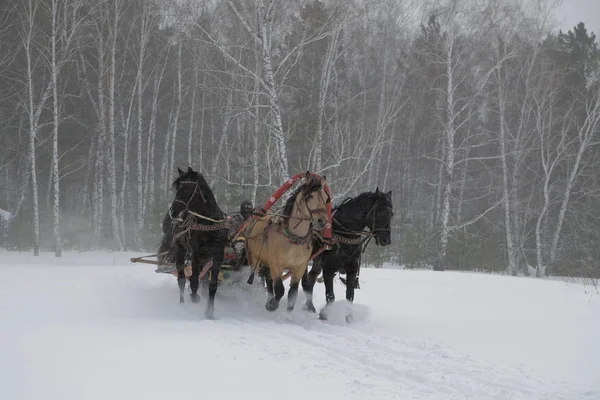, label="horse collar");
[276,222,313,247]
